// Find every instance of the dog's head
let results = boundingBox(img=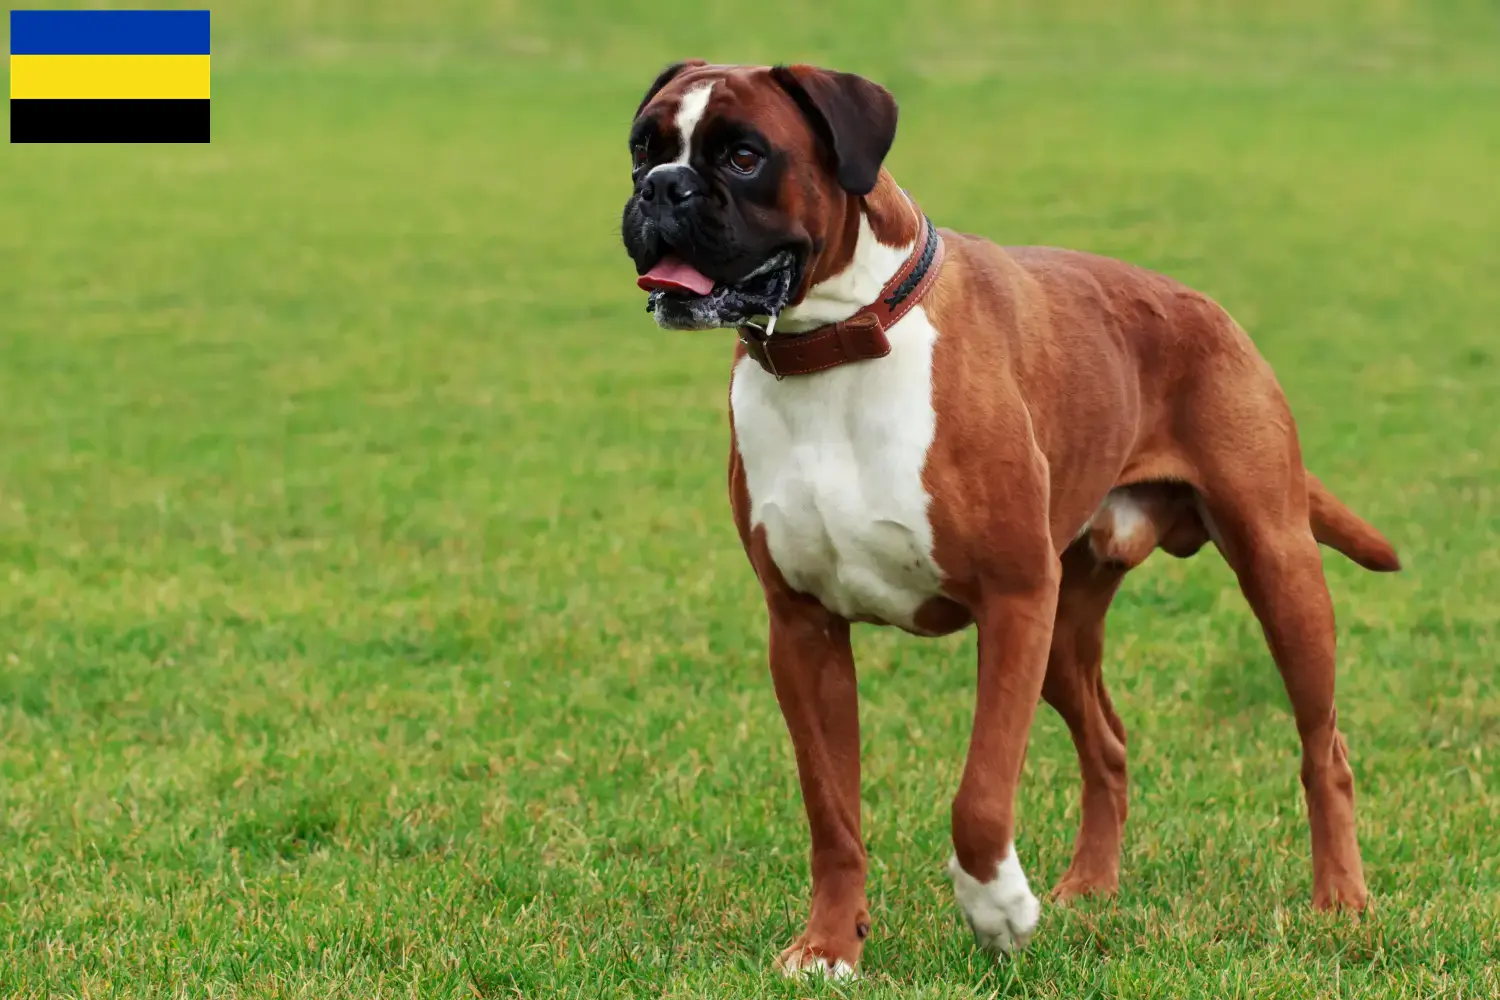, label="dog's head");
[620,62,899,330]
